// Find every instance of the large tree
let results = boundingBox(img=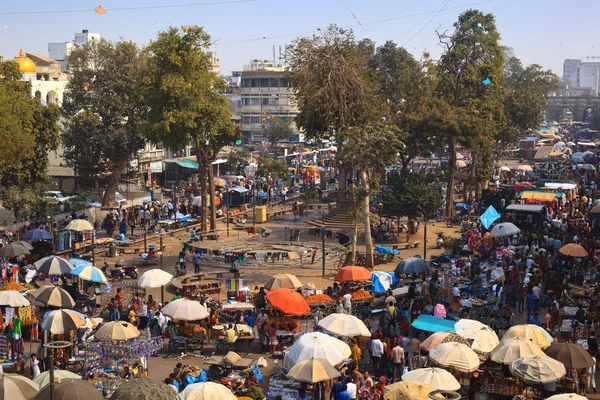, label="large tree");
[263,116,293,143]
[287,25,379,206]
[369,41,434,180]
[142,26,239,231]
[62,39,147,206]
[432,10,506,215]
